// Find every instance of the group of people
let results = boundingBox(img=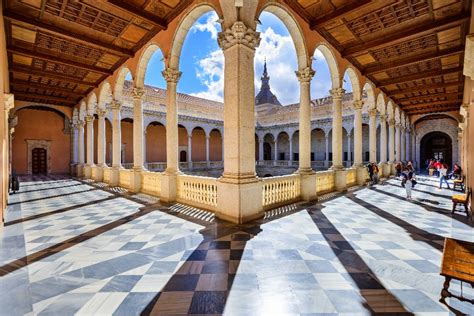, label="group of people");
[426,159,462,190]
[395,161,417,199]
